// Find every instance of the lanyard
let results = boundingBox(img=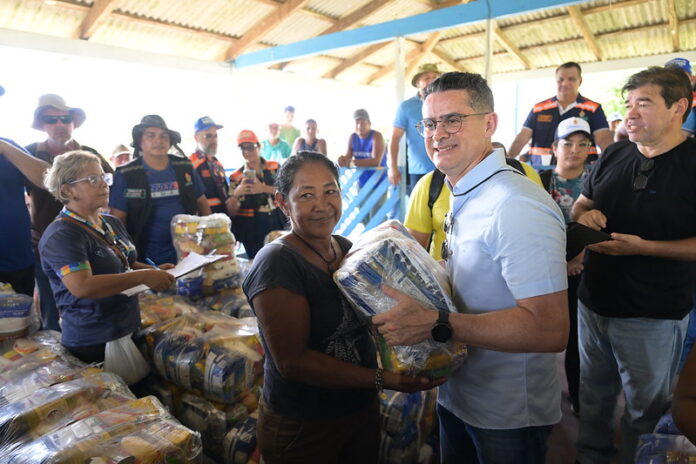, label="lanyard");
[60,208,131,271]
